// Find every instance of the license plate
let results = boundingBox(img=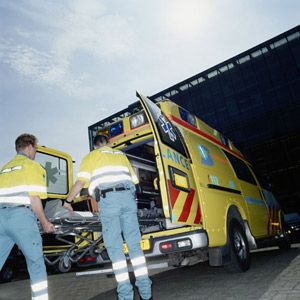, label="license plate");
[123,239,150,253]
